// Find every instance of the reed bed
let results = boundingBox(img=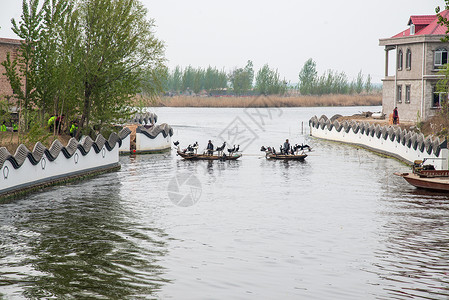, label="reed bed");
[154,94,382,108]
